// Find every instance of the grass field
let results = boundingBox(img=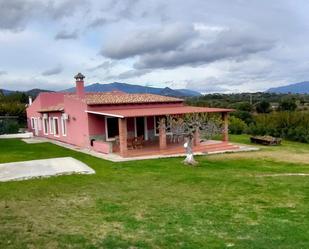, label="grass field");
[0,136,309,249]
